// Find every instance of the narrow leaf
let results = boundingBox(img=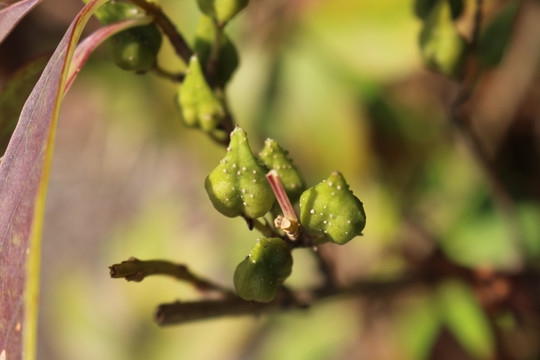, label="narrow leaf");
[0,0,42,44]
[437,280,494,359]
[0,0,108,359]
